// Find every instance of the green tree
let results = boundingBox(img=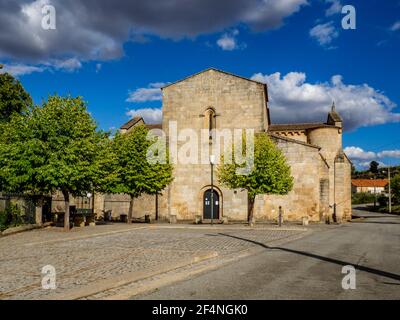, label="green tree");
[218,134,293,225]
[392,174,400,203]
[0,95,107,231]
[103,125,173,223]
[0,68,32,122]
[369,161,379,174]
